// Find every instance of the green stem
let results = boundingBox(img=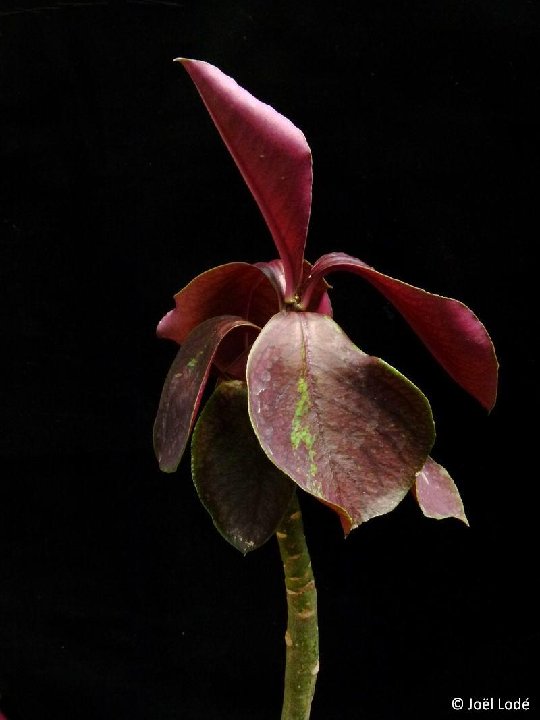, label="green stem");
[276,491,319,720]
